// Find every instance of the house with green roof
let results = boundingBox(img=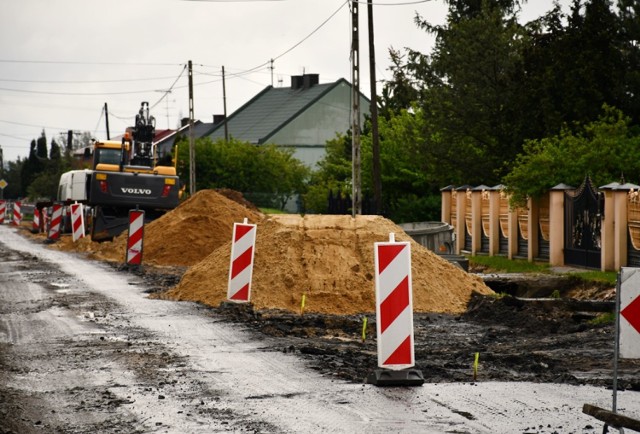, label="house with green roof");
[204,73,371,168]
